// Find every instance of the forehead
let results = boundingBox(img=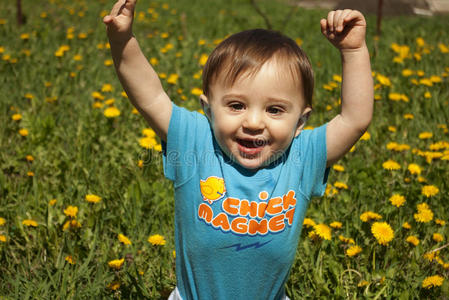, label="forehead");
[212,57,304,96]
